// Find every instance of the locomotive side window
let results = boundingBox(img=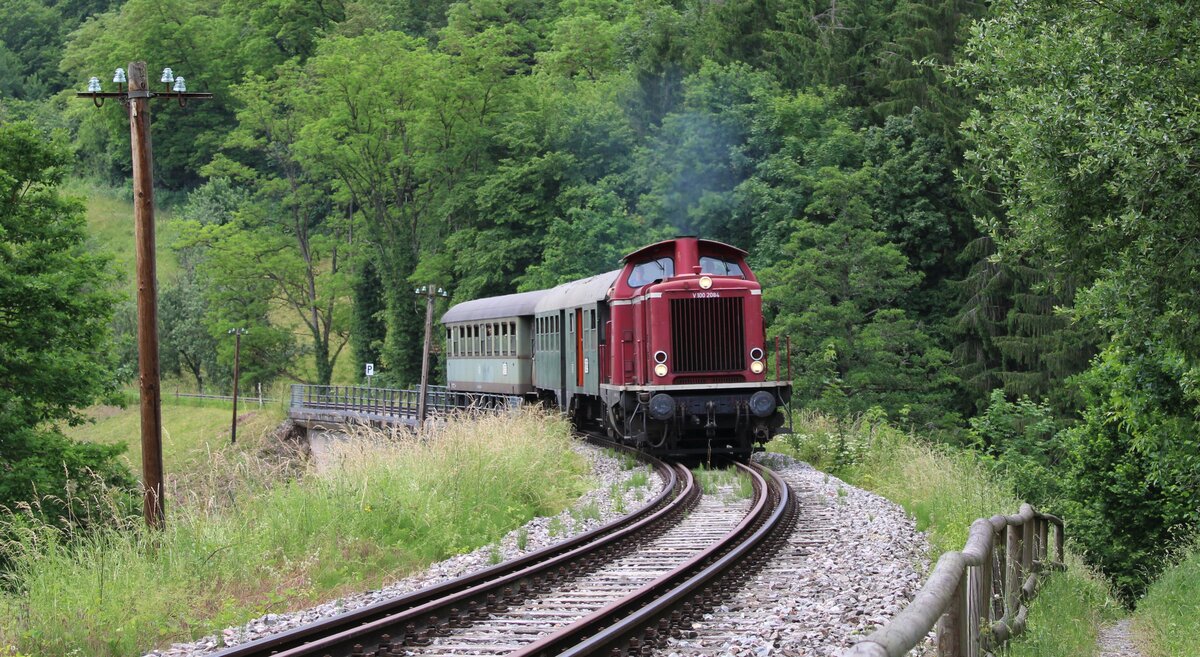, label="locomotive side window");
[699,256,745,278]
[628,257,674,287]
